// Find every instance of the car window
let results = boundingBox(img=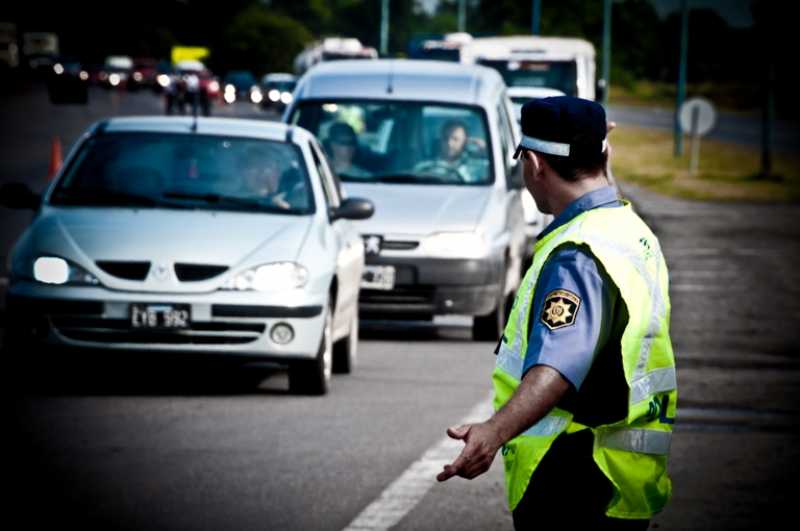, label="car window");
[309,140,341,209]
[291,100,493,186]
[51,132,315,215]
